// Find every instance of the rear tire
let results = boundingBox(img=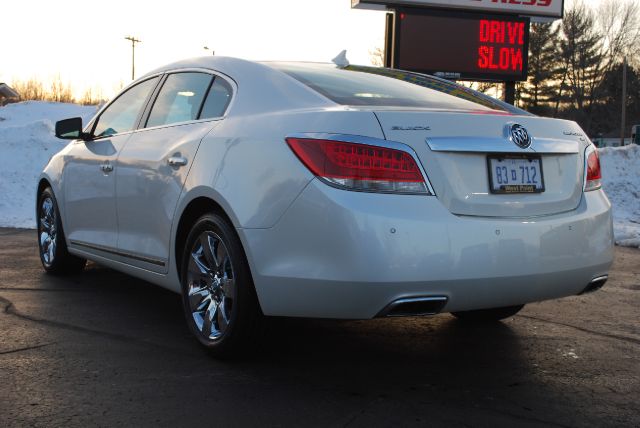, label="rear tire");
[37,187,86,274]
[180,213,262,358]
[451,304,524,322]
